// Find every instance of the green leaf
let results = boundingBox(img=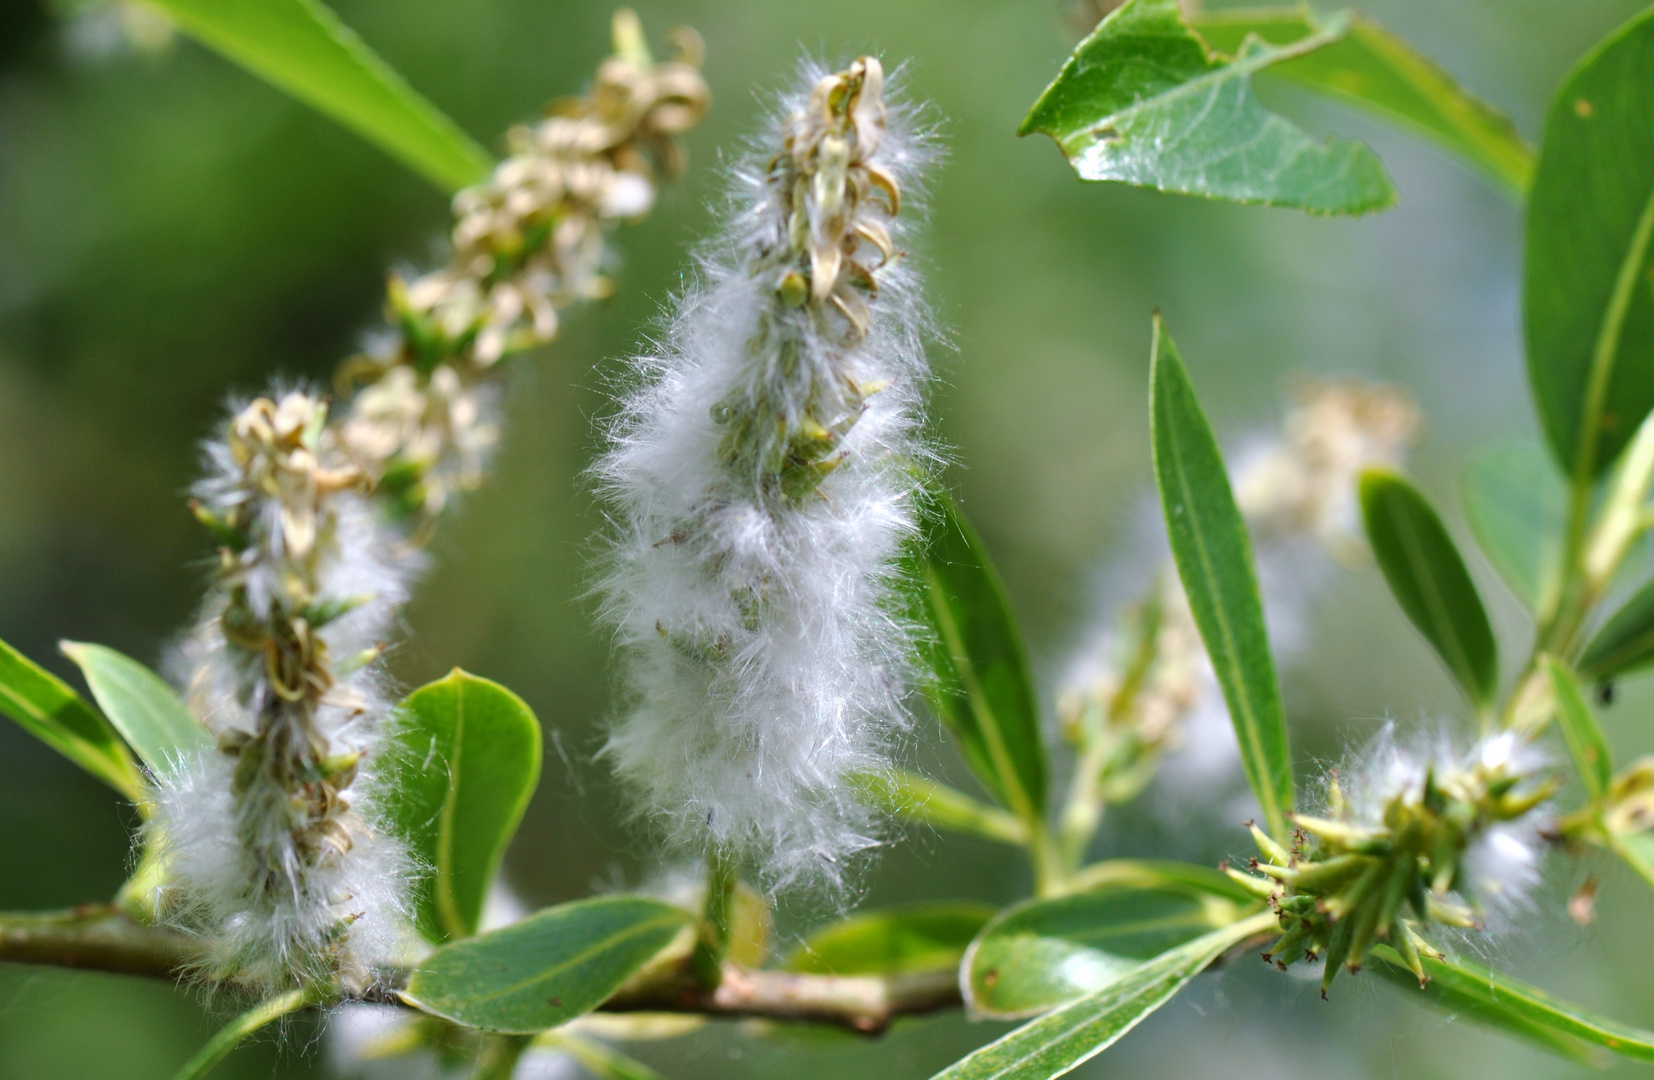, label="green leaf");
[784,902,997,977]
[1543,656,1612,801]
[0,635,143,802]
[963,881,1244,1019]
[1613,831,1654,891]
[1359,468,1499,710]
[917,490,1049,821]
[538,1032,668,1080]
[145,0,492,193]
[1020,0,1395,216]
[1149,316,1294,840]
[1579,578,1654,679]
[927,912,1274,1080]
[1067,858,1259,905]
[383,670,542,944]
[852,768,1028,846]
[1369,945,1654,1064]
[60,641,210,773]
[404,896,692,1033]
[1191,7,1533,197]
[168,988,318,1080]
[1460,443,1568,614]
[1524,6,1654,481]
